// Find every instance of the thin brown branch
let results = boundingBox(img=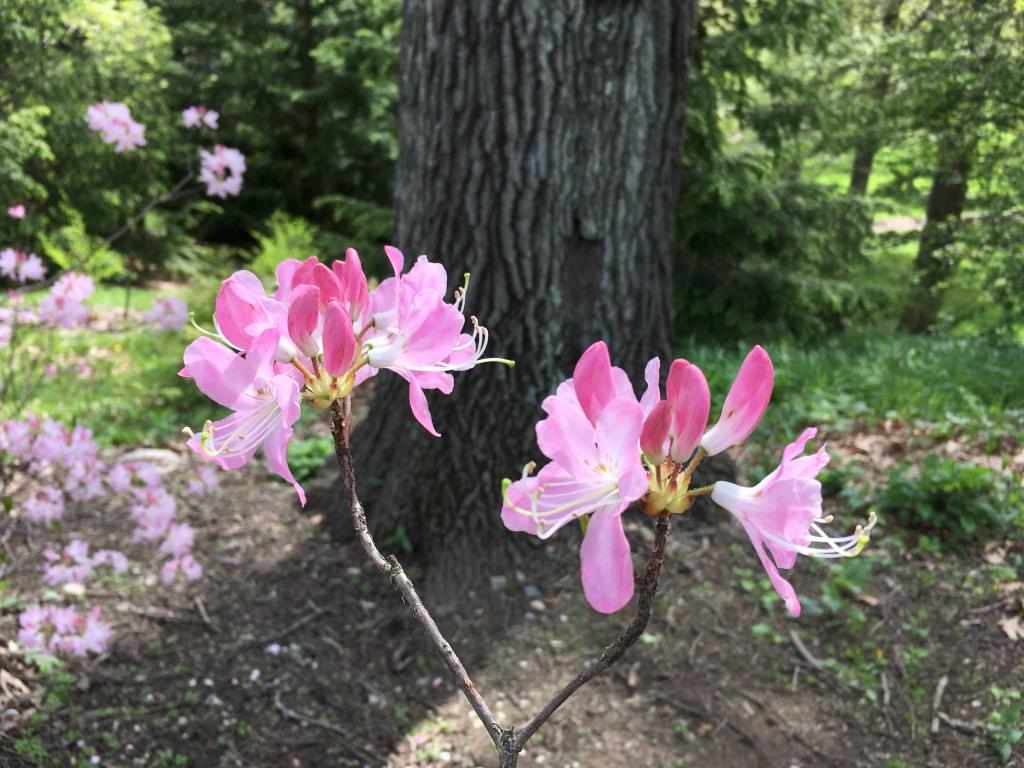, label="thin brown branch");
[328,396,511,752]
[330,393,674,766]
[513,514,671,750]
